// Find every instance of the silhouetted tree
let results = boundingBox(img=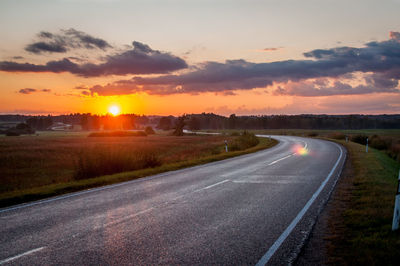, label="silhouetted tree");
[173,117,185,136]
